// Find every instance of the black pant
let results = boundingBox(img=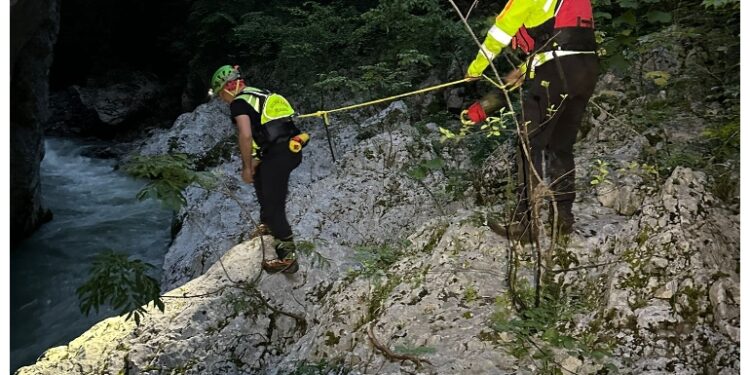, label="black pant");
[253,142,302,240]
[515,53,599,220]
